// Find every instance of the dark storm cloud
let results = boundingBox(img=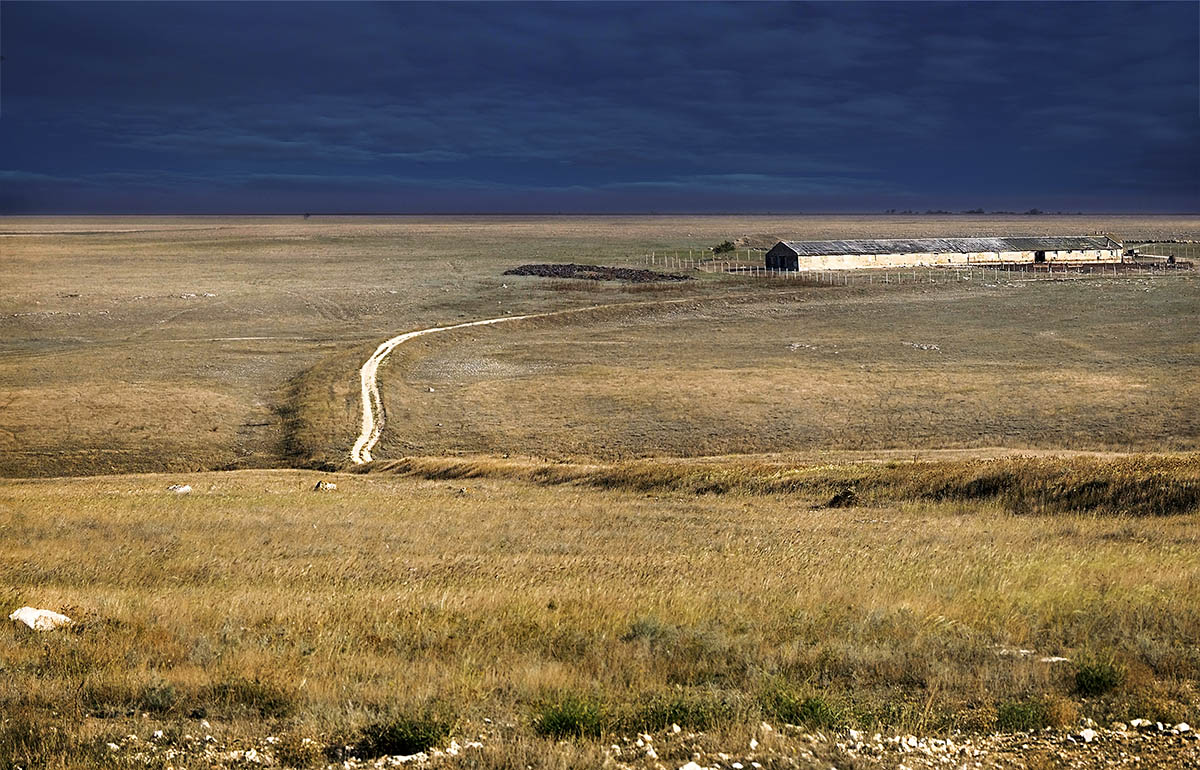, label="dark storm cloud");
[1,1,1196,213]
